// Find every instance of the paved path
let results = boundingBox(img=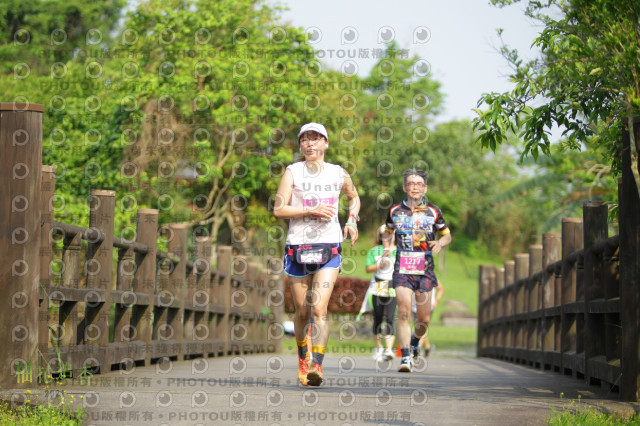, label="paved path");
[3,353,636,426]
